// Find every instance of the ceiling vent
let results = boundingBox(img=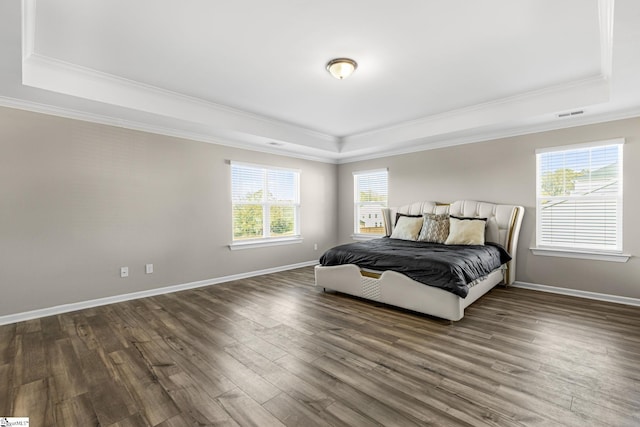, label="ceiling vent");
[557,110,584,118]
